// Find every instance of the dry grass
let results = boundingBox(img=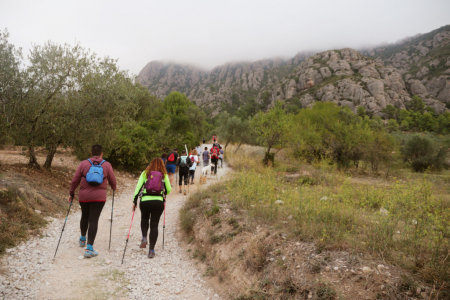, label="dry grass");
[182,143,450,299]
